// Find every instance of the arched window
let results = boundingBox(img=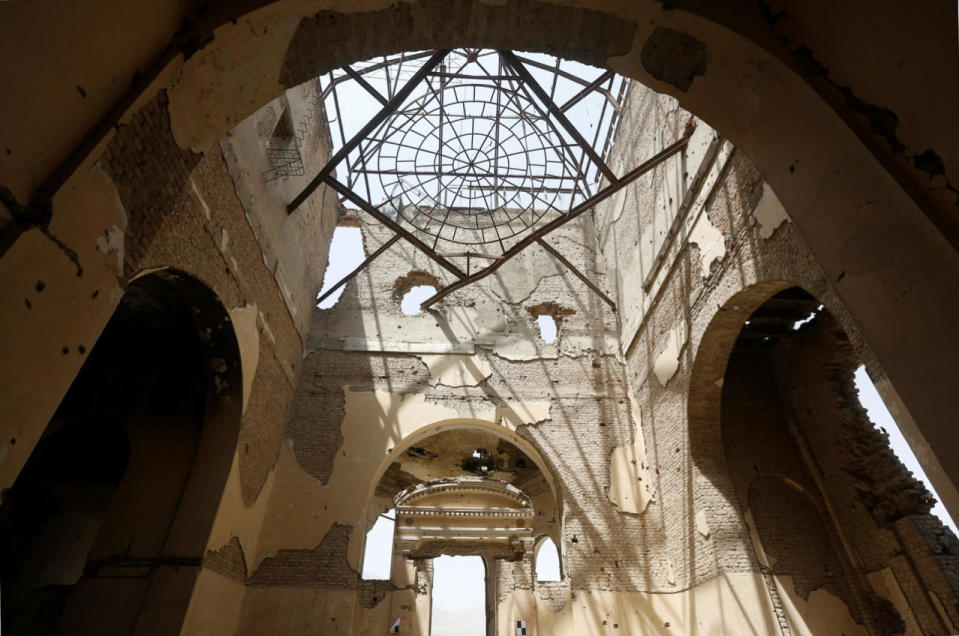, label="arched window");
[535,536,561,582]
[360,509,395,580]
